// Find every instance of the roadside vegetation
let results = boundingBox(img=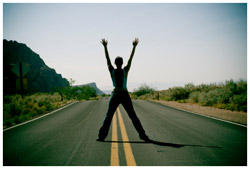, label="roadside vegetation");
[4,79,247,129]
[3,84,97,129]
[132,80,247,112]
[132,83,155,97]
